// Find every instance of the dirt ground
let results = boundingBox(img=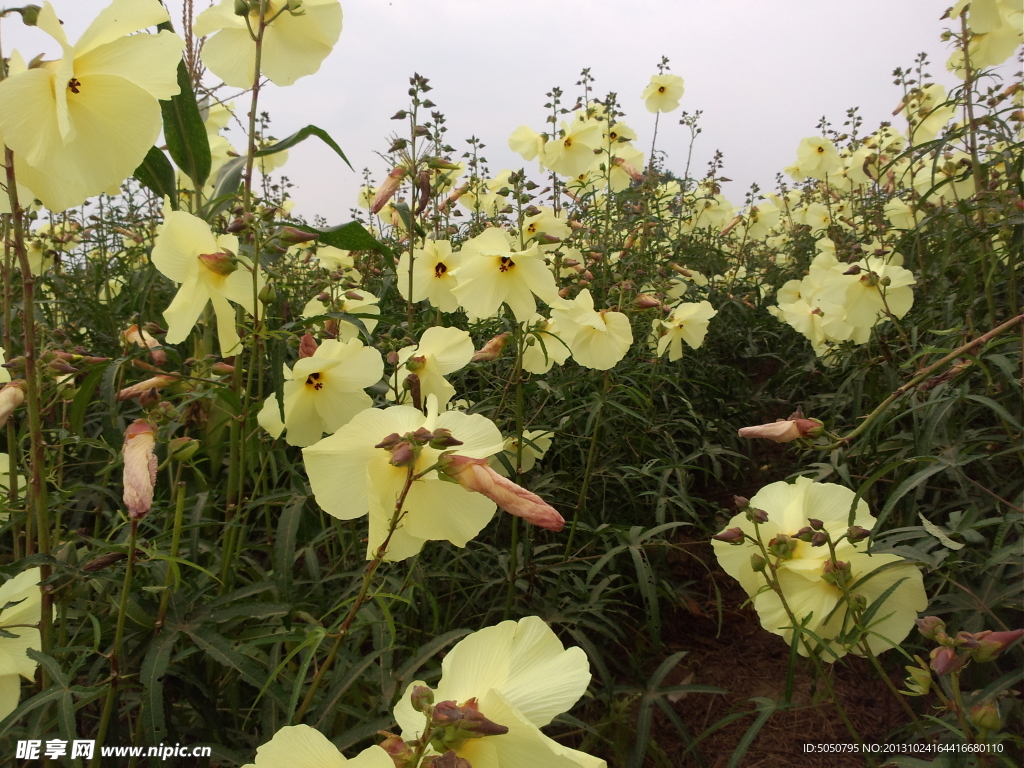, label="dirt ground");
[656,541,913,768]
